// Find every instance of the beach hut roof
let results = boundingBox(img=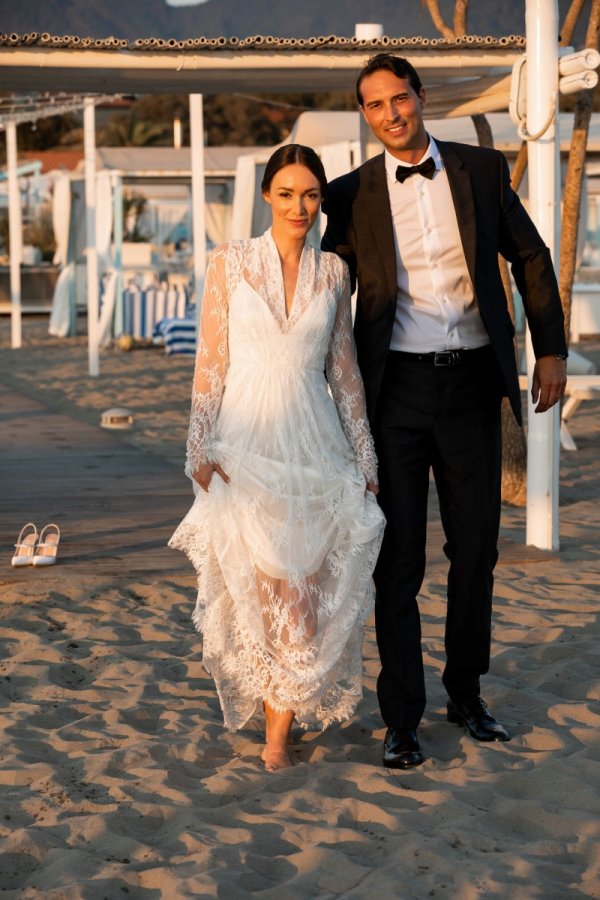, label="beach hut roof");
[20,149,84,174]
[0,31,523,110]
[93,146,266,178]
[0,32,525,53]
